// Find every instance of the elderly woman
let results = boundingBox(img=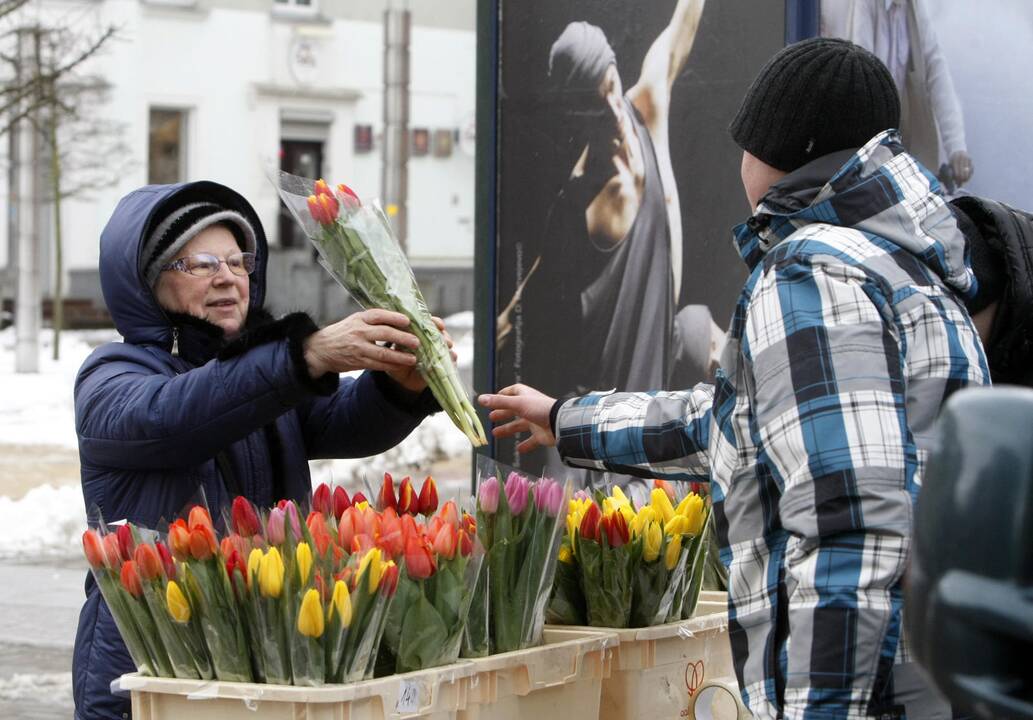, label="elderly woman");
[73,181,443,720]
